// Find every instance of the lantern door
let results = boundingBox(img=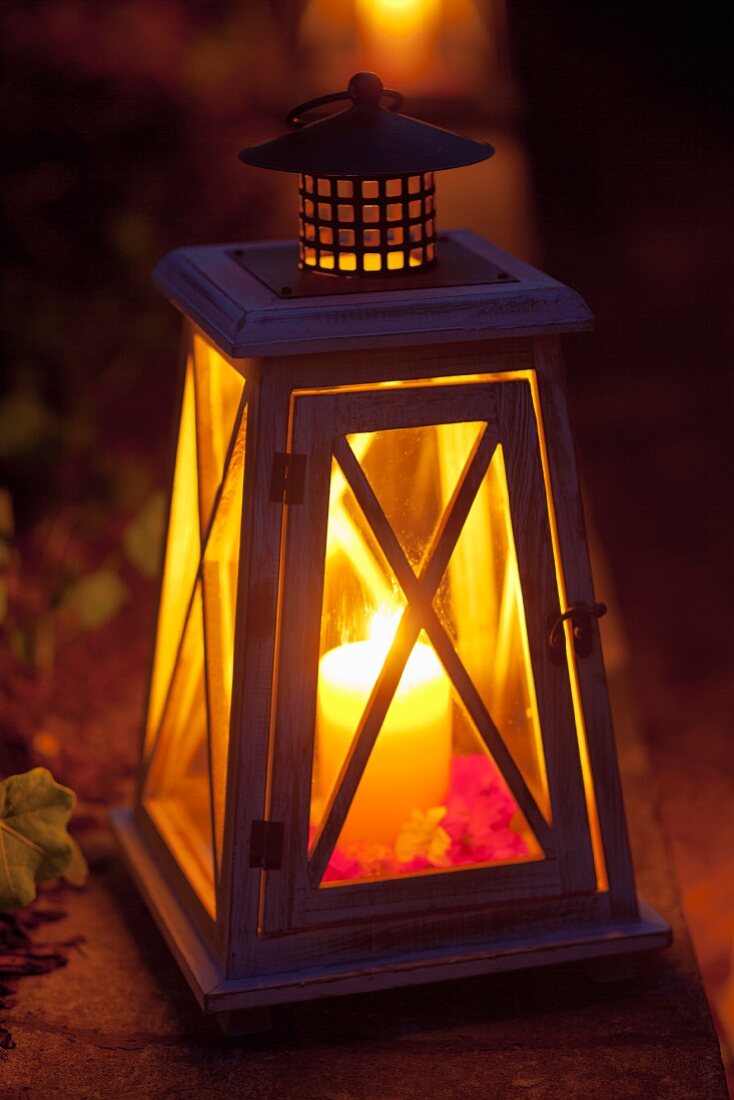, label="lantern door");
[263,376,596,934]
